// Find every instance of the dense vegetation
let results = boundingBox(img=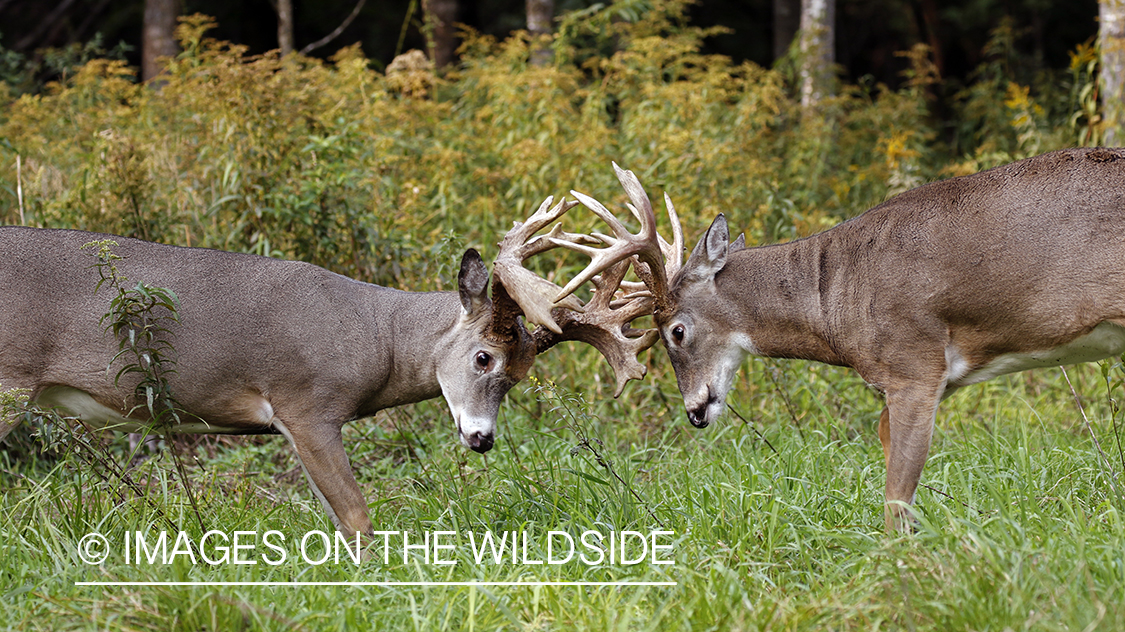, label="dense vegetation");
[0,3,1106,284]
[1,2,1123,629]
